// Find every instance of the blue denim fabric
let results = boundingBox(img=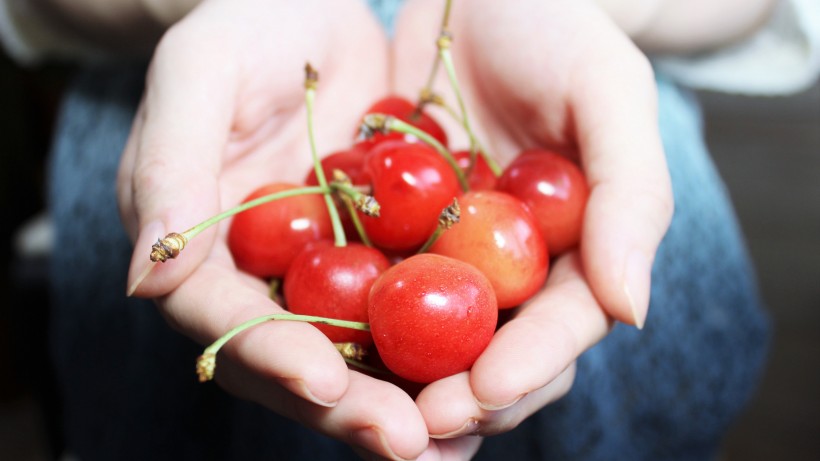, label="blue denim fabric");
[46,3,769,459]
